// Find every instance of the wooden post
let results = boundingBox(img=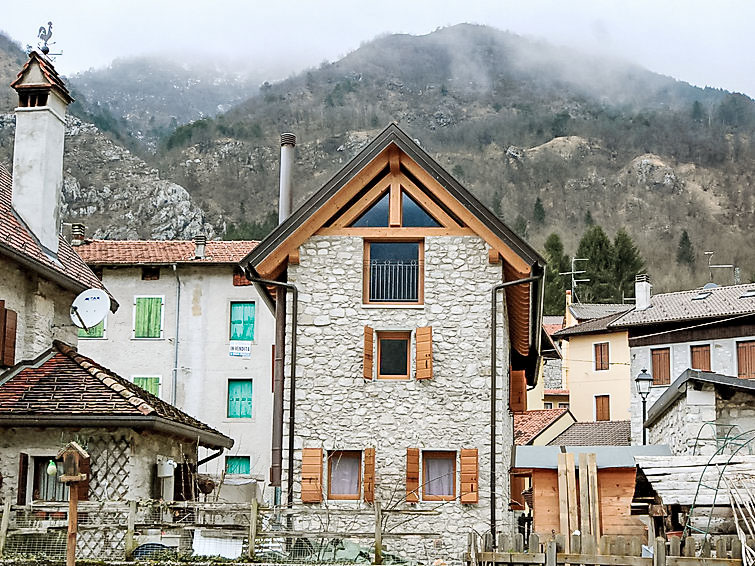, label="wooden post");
[579,453,590,541]
[701,538,712,558]
[571,532,581,555]
[615,536,627,557]
[514,532,524,553]
[125,500,136,560]
[732,538,742,560]
[583,533,597,556]
[668,536,681,557]
[587,454,601,542]
[498,534,510,552]
[374,501,383,565]
[628,536,642,557]
[555,534,566,553]
[67,480,79,566]
[248,498,258,560]
[599,535,611,555]
[529,533,540,554]
[683,536,696,557]
[558,453,570,552]
[546,540,557,566]
[0,499,11,558]
[653,537,666,566]
[483,531,494,552]
[566,454,579,540]
[715,537,727,558]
